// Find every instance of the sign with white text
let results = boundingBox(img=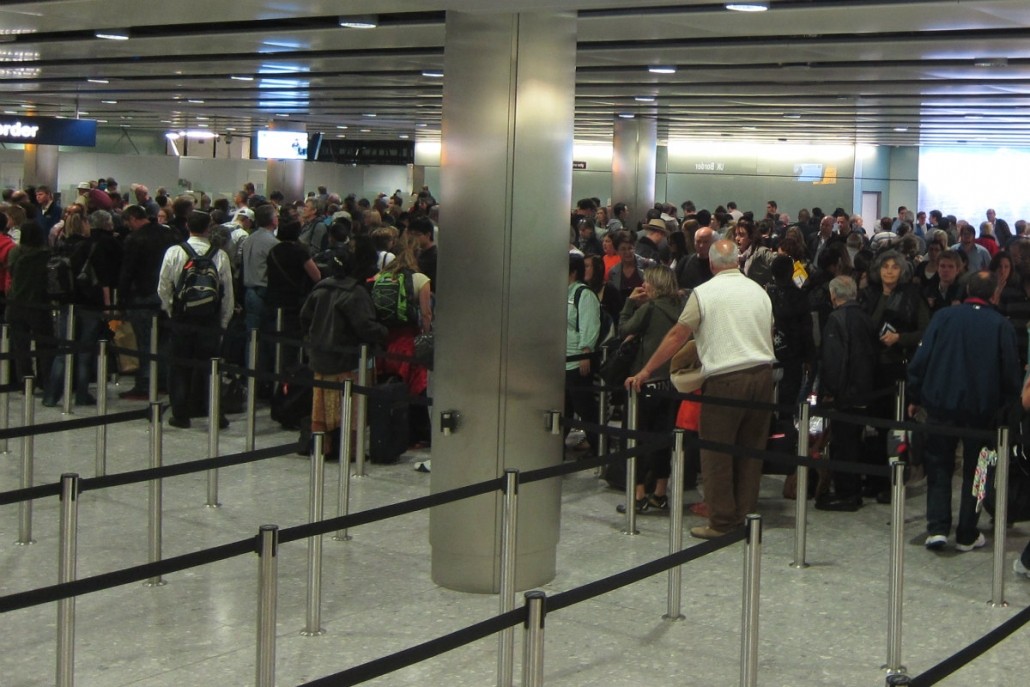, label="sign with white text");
[0,116,97,146]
